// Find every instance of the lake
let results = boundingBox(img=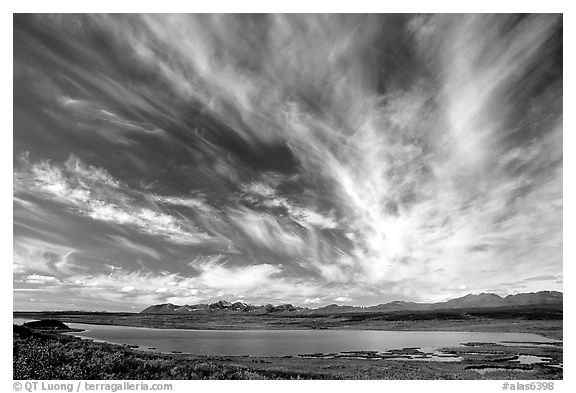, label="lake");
[13,318,559,357]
